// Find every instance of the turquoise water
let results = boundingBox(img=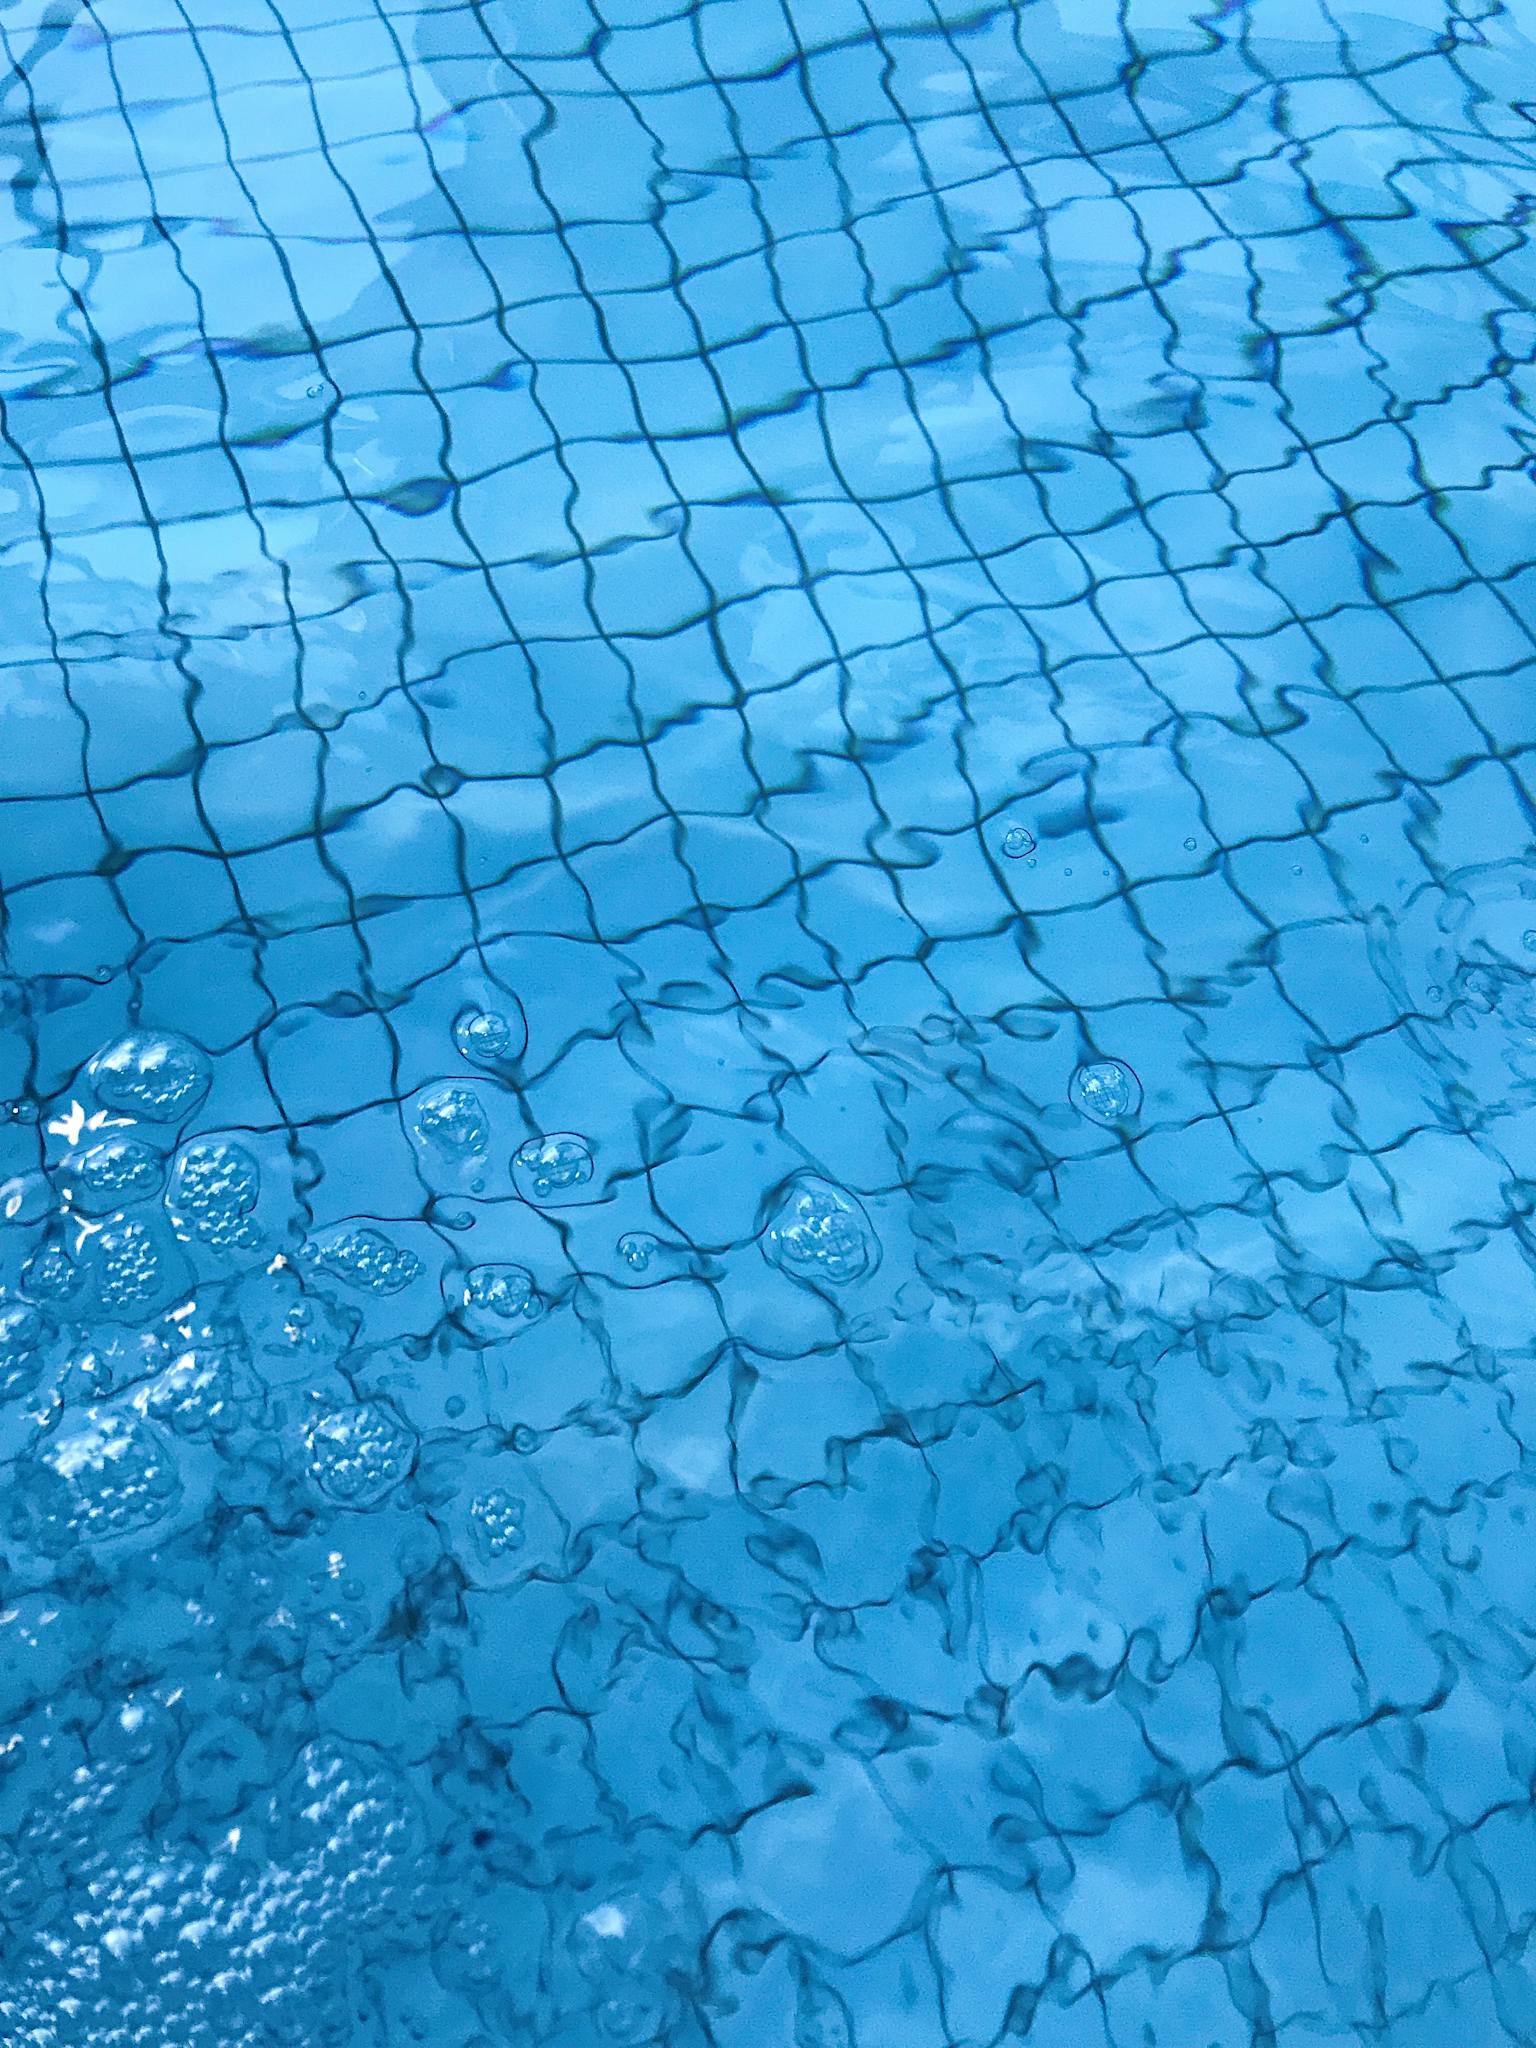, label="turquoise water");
[2,0,1536,2041]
